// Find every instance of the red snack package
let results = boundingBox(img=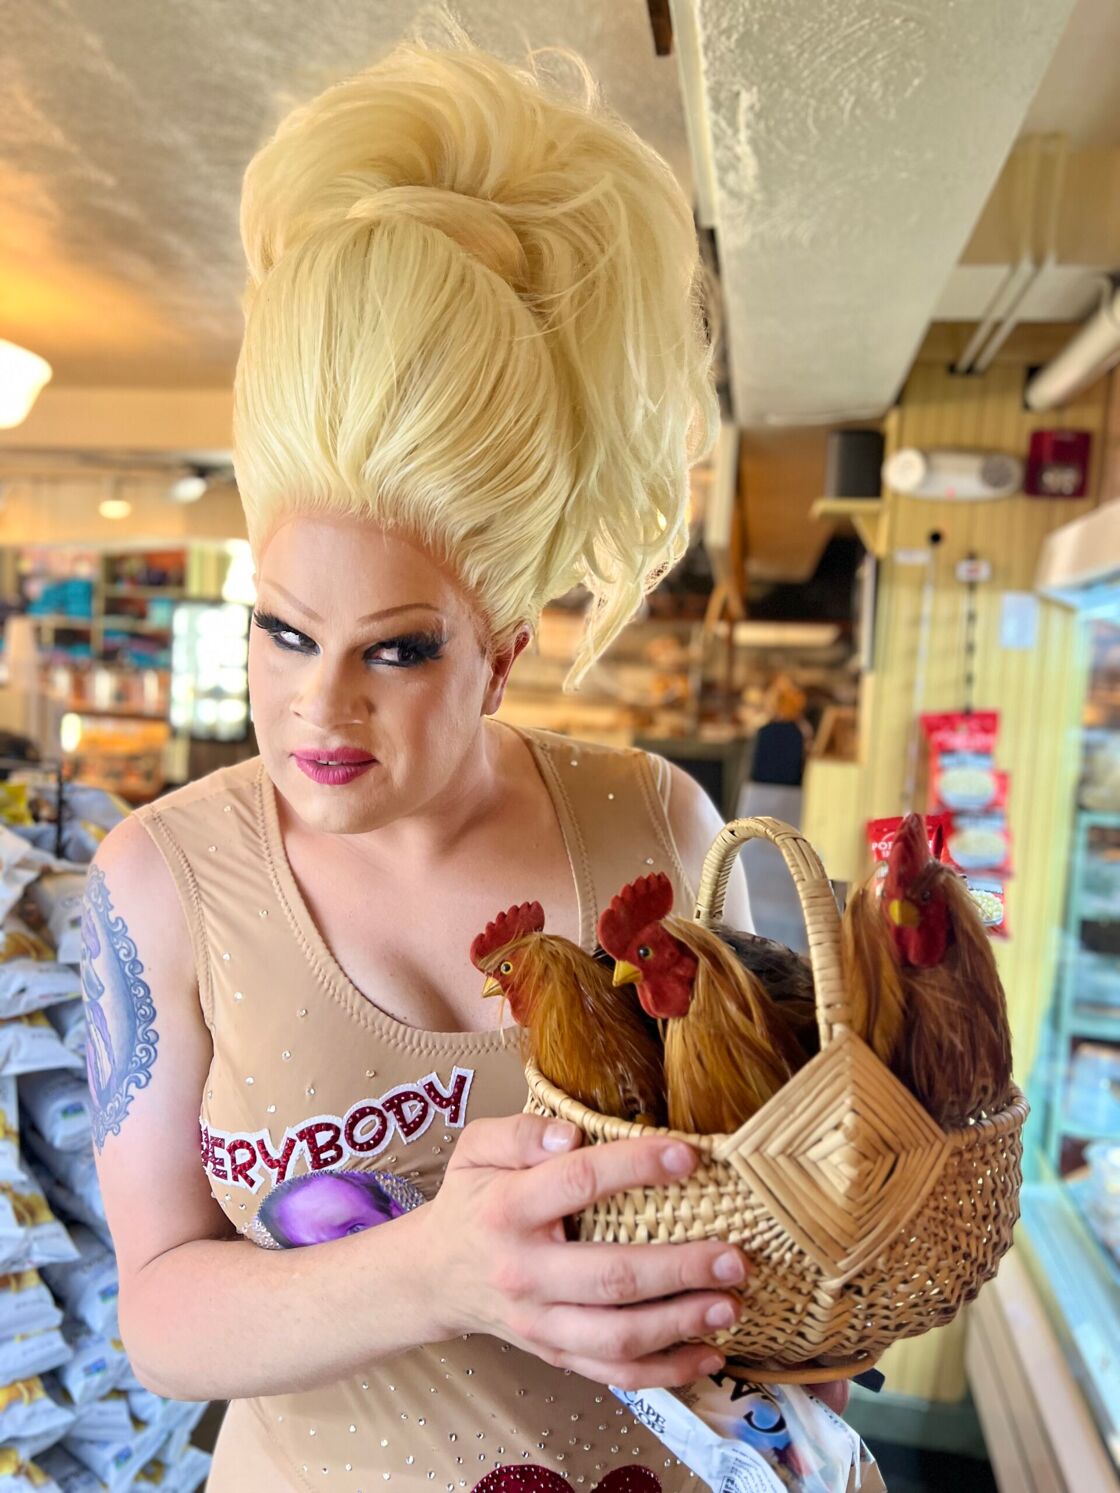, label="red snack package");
[947,811,1014,877]
[920,711,1000,752]
[866,813,951,864]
